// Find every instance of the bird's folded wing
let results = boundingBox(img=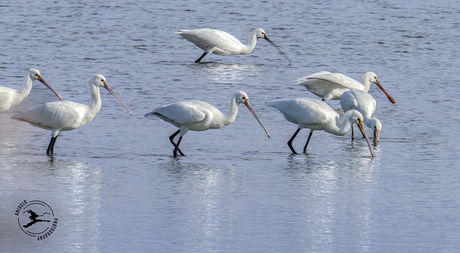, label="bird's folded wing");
[267,98,331,125]
[178,29,242,53]
[13,101,83,129]
[153,101,207,124]
[0,89,15,111]
[296,72,364,90]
